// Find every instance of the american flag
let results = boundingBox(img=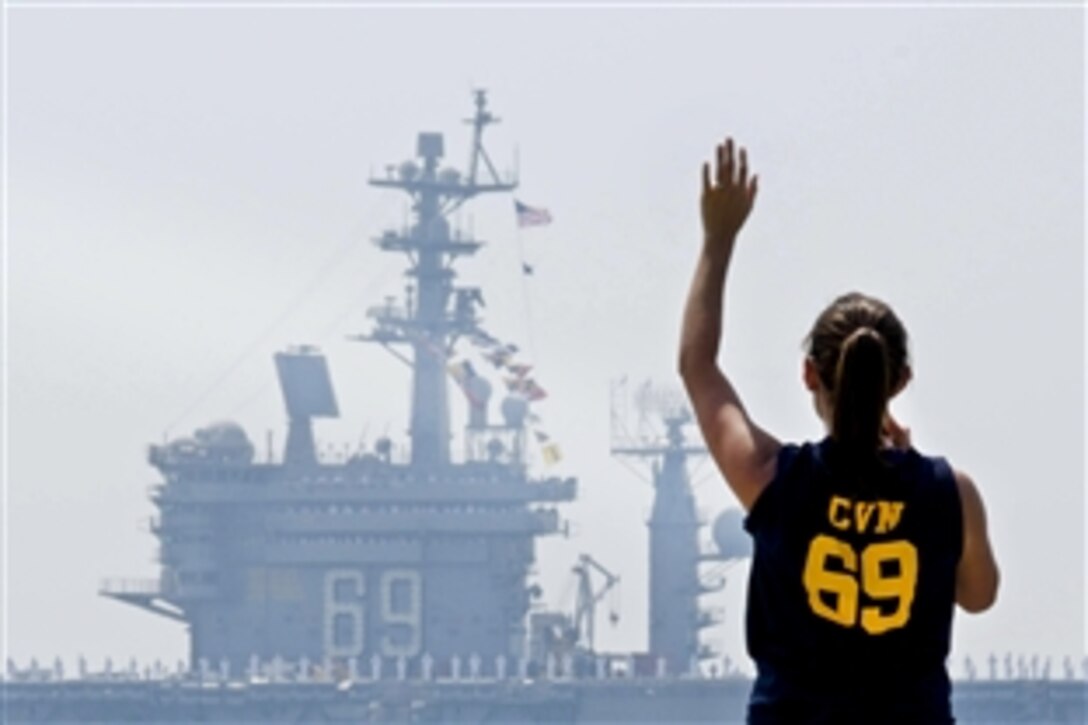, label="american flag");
[514,199,553,227]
